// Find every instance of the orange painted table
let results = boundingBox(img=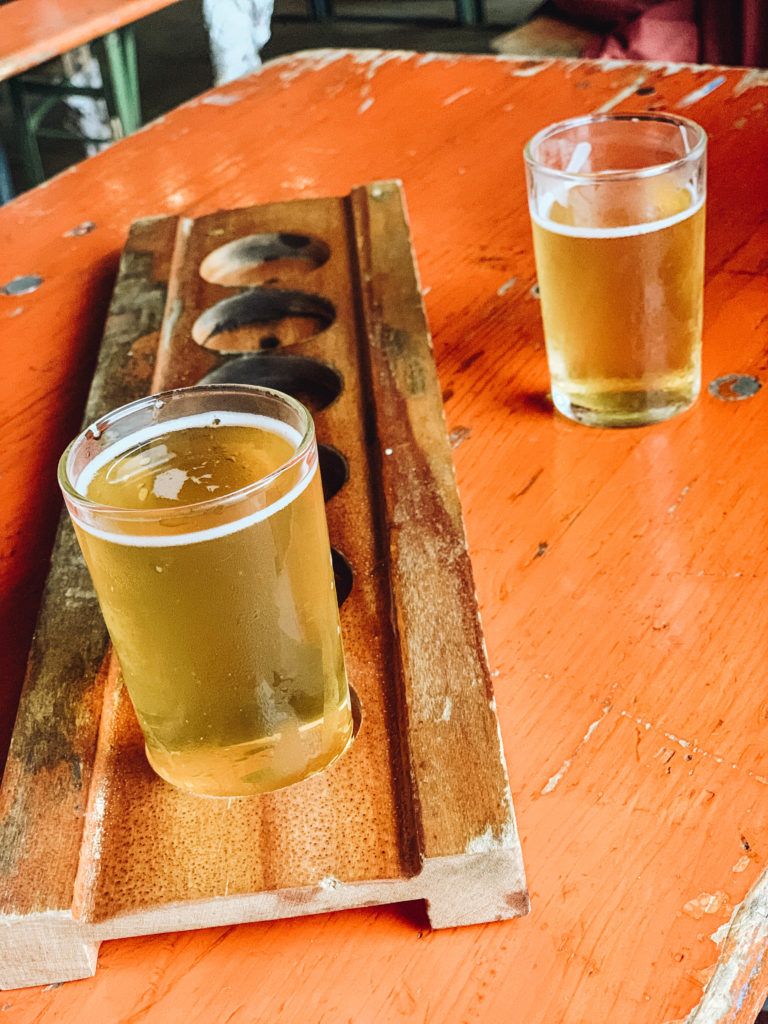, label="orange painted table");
[0,0,183,81]
[2,49,768,1023]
